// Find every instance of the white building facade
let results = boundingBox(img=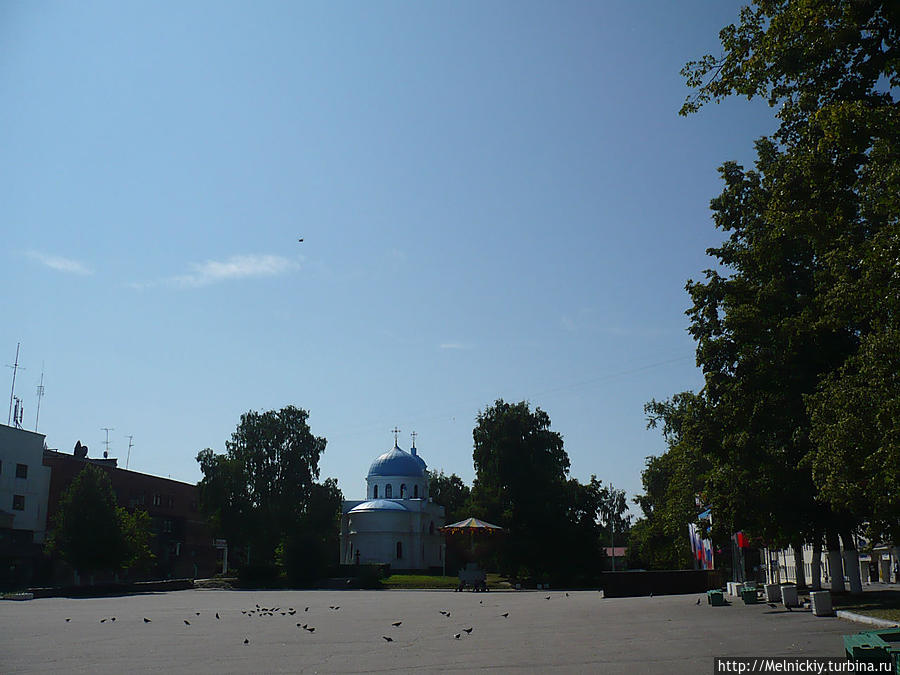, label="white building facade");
[0,424,52,544]
[339,441,445,570]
